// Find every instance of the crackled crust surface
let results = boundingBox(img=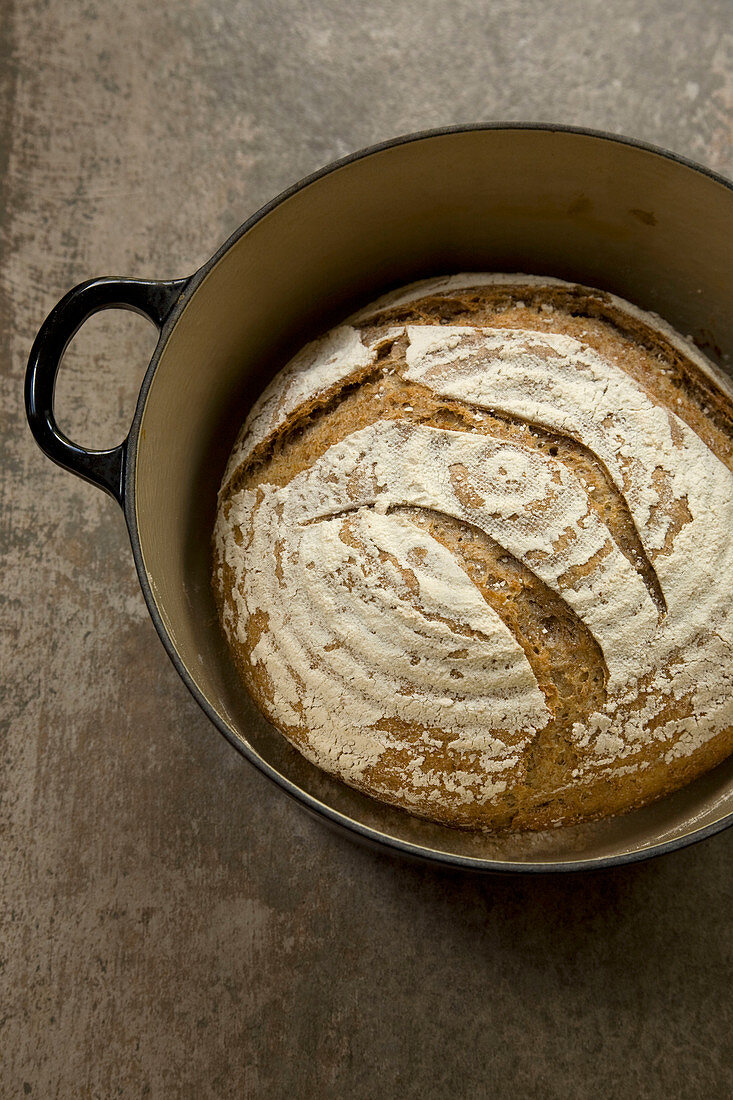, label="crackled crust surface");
[213,275,733,831]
